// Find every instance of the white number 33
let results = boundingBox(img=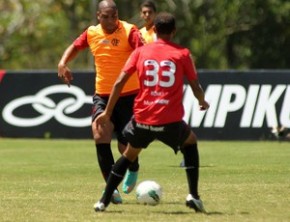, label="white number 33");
[144,60,176,87]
